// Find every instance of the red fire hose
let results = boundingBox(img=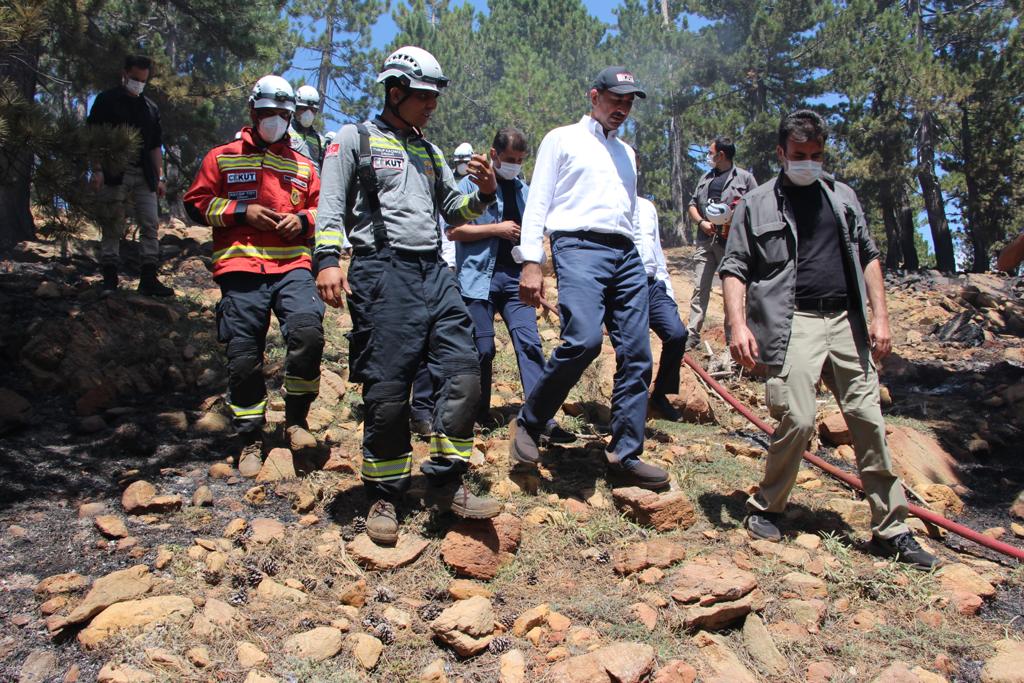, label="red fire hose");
[683,354,1024,562]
